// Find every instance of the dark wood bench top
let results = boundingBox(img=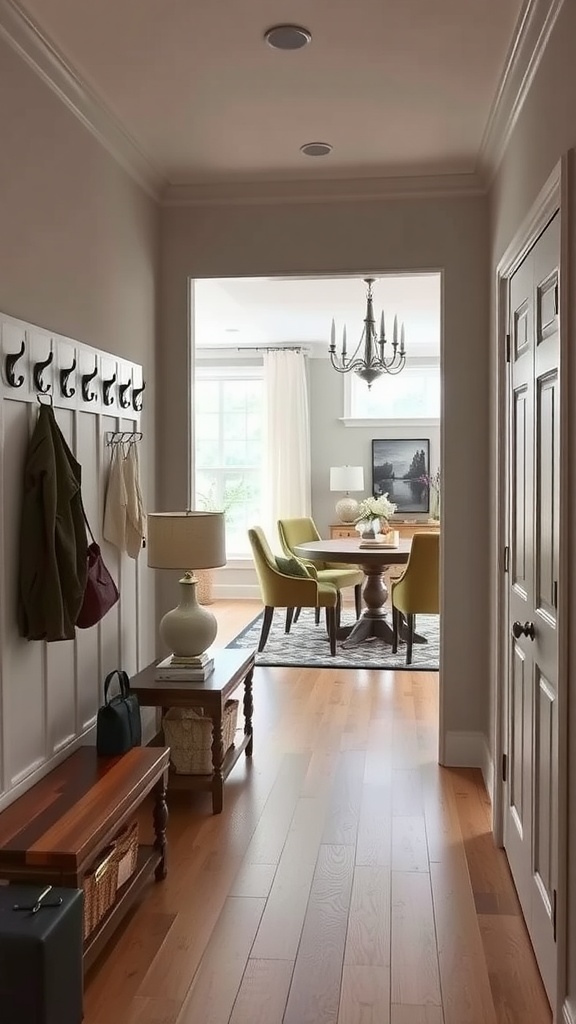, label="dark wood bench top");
[0,746,170,874]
